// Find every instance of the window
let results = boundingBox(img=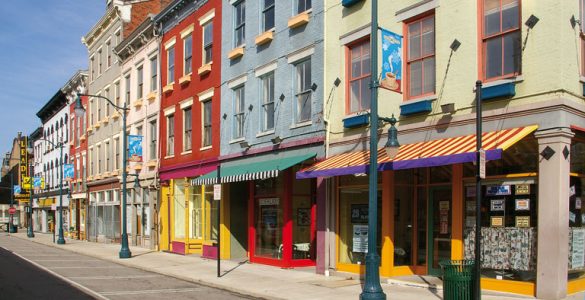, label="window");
[115,81,121,107]
[137,65,144,99]
[202,100,212,147]
[167,114,175,156]
[104,88,110,115]
[203,21,213,64]
[482,0,521,80]
[407,15,435,99]
[296,0,311,14]
[167,47,175,84]
[295,59,312,123]
[90,56,95,81]
[348,39,371,112]
[149,120,157,160]
[262,0,275,32]
[261,73,275,131]
[233,86,245,139]
[97,94,102,121]
[184,35,192,75]
[114,137,120,169]
[97,144,102,174]
[105,141,110,171]
[124,74,131,105]
[89,99,94,125]
[106,40,112,68]
[183,107,192,151]
[98,49,102,75]
[150,56,158,91]
[234,1,246,47]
